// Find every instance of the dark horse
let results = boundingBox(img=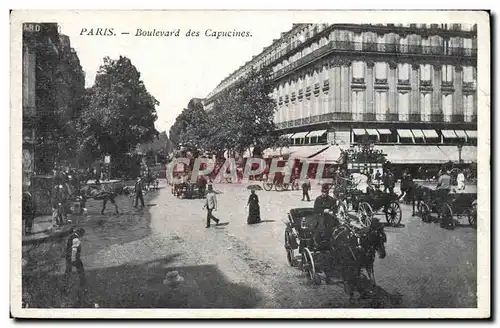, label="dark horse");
[329,218,387,299]
[70,184,119,215]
